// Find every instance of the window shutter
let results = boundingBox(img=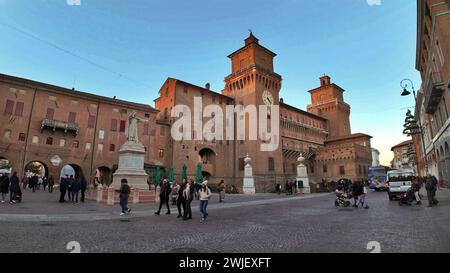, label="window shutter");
[4,100,14,114]
[14,102,24,116]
